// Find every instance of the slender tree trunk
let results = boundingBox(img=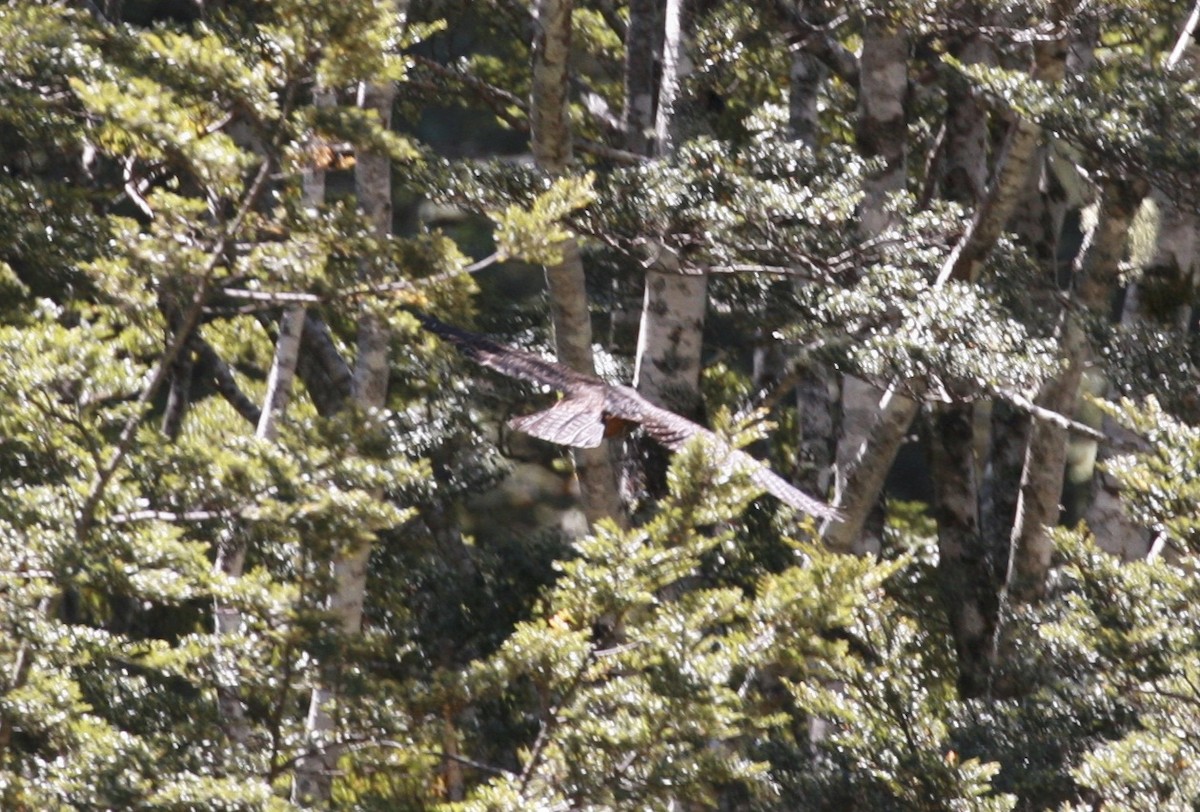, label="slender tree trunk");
[925,8,999,697]
[531,0,624,525]
[160,334,196,440]
[784,3,839,503]
[823,108,1043,552]
[211,85,325,753]
[1007,177,1146,604]
[633,0,707,406]
[294,64,398,802]
[632,0,709,501]
[929,404,999,697]
[785,2,829,151]
[212,304,306,745]
[257,307,306,441]
[855,13,908,235]
[1085,6,1200,558]
[621,0,662,155]
[825,13,909,553]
